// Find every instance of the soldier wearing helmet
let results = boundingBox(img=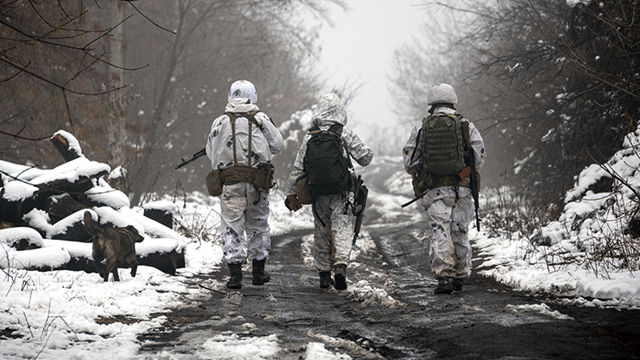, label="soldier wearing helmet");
[403,83,486,294]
